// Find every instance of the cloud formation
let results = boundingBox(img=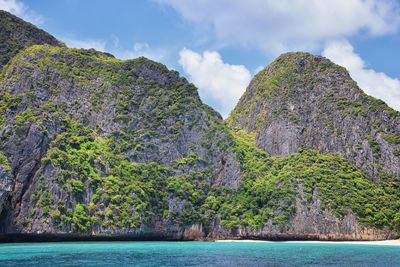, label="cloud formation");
[62,35,167,62]
[115,41,167,62]
[63,38,107,52]
[160,0,400,53]
[179,48,251,118]
[0,0,23,14]
[322,40,400,111]
[0,0,43,24]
